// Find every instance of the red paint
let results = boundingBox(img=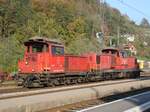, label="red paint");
[18,38,139,75]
